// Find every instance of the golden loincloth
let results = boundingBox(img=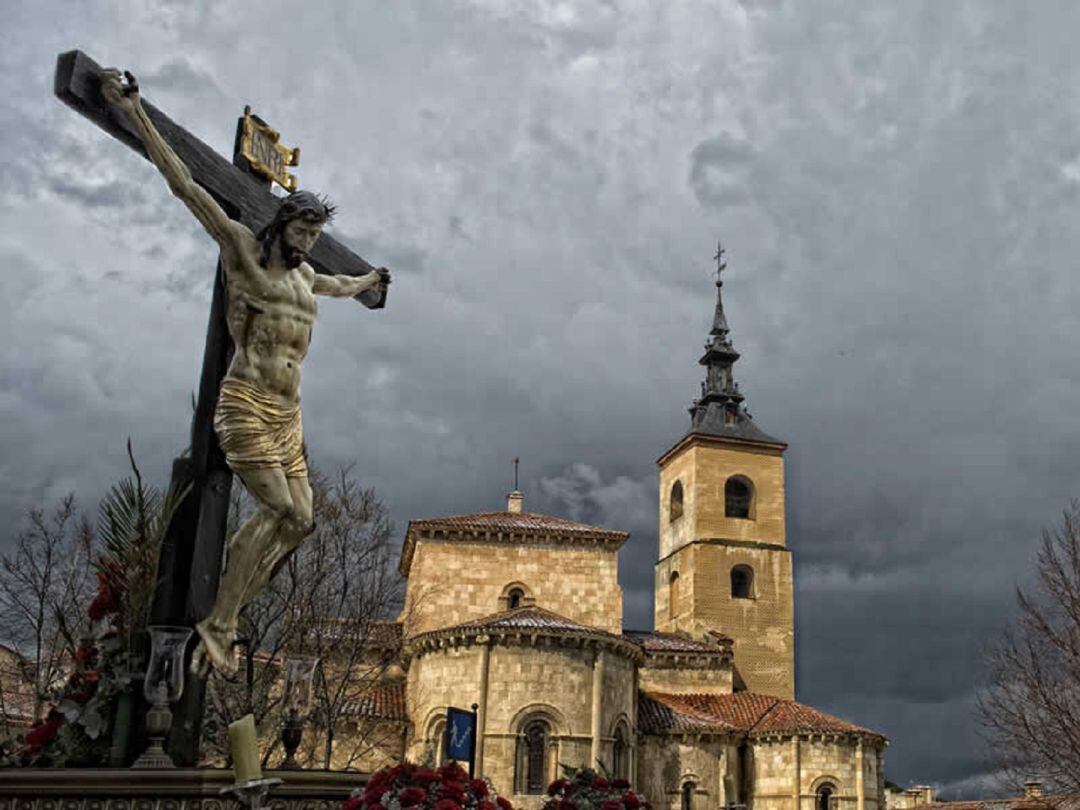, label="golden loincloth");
[213,378,308,478]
